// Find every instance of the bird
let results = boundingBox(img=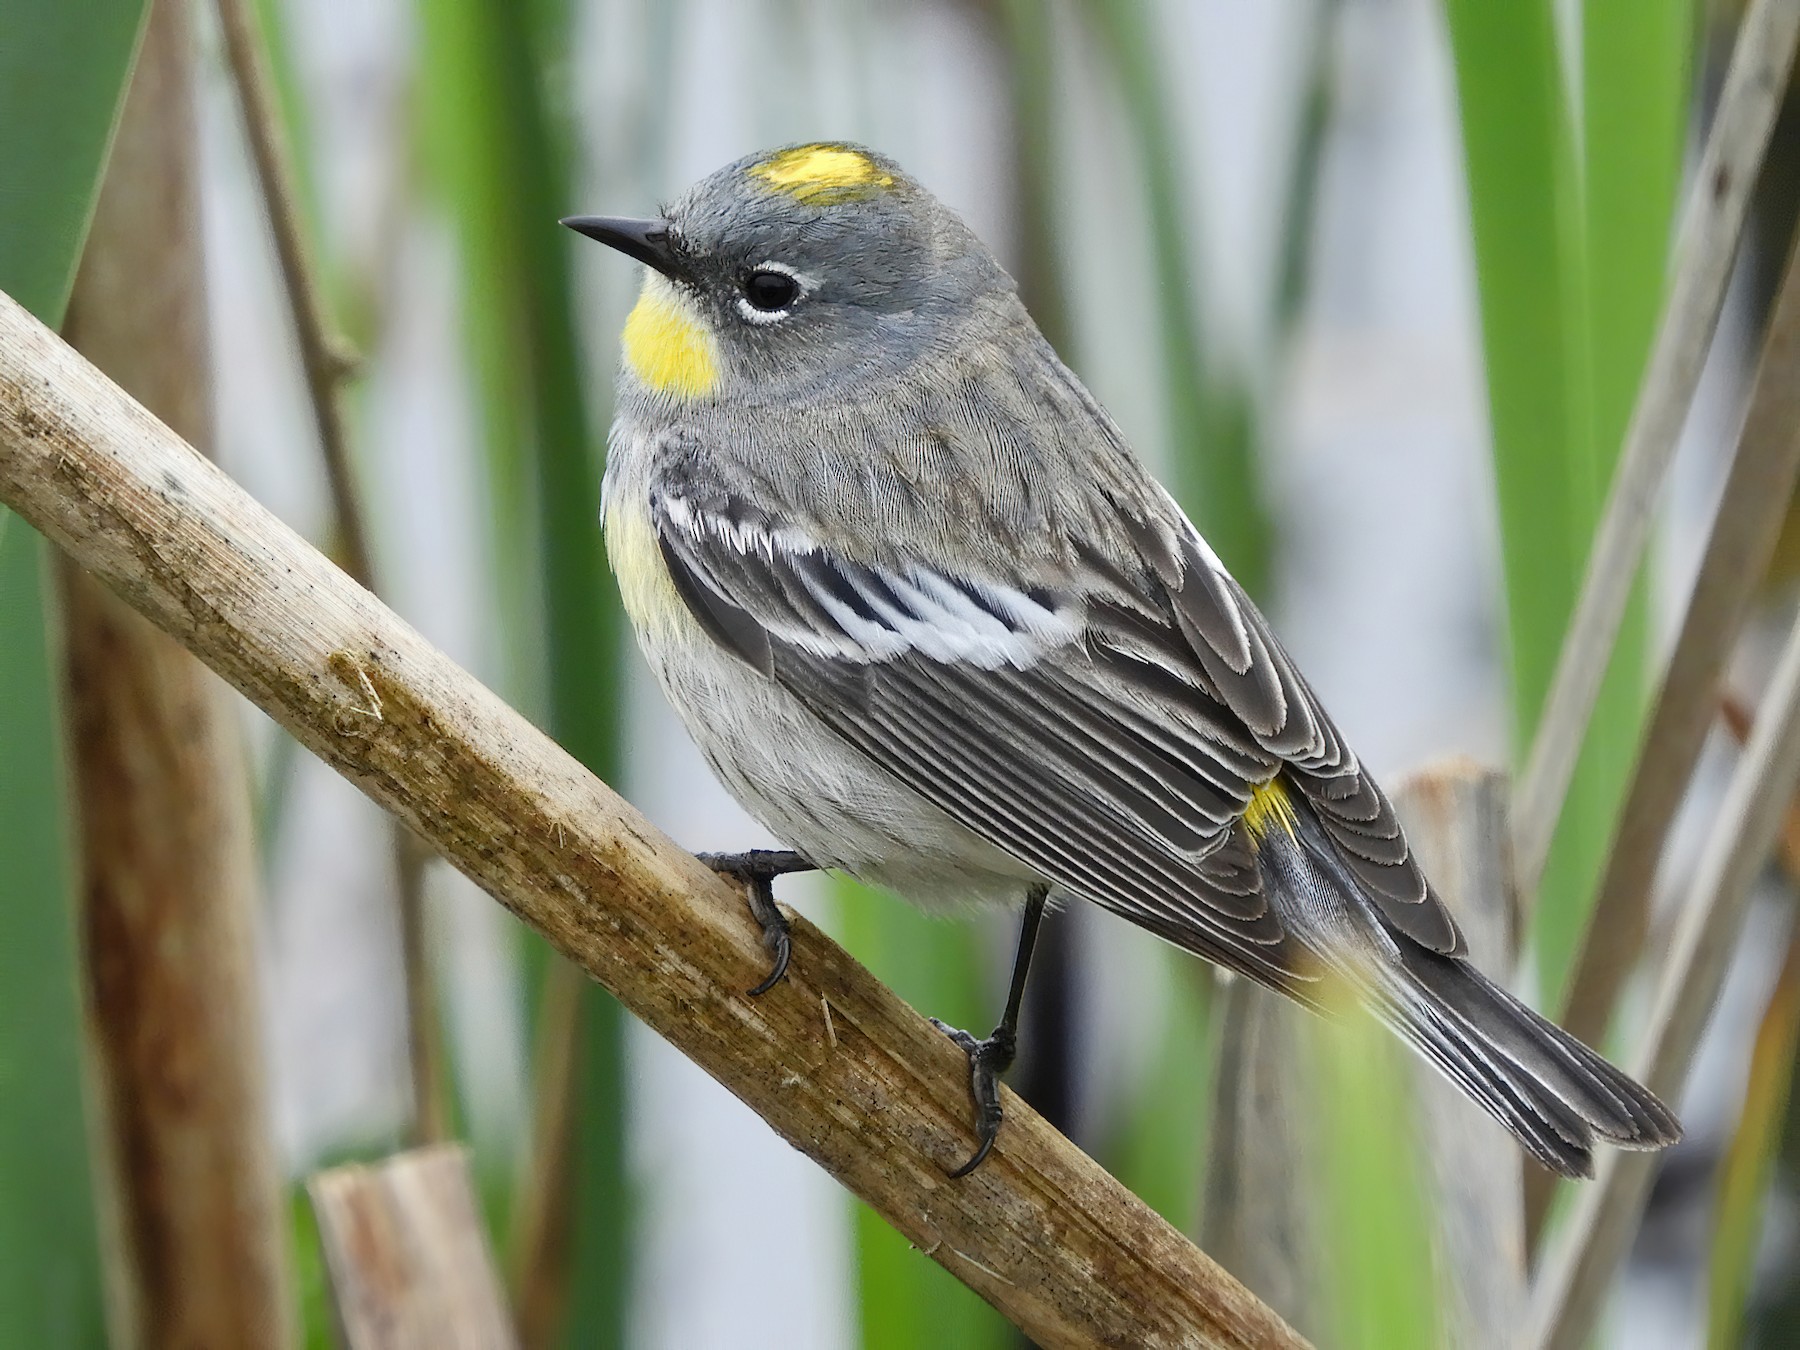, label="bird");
[562,140,1681,1179]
